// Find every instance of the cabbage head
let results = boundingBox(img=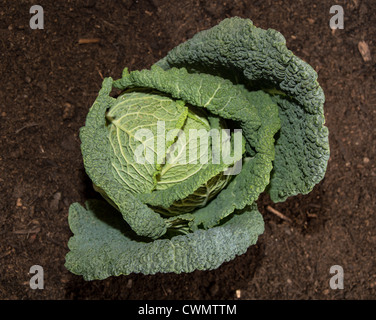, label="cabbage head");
[65,17,329,280]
